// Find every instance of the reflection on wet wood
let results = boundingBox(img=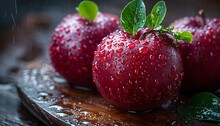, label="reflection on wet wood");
[0,83,44,126]
[16,62,218,126]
